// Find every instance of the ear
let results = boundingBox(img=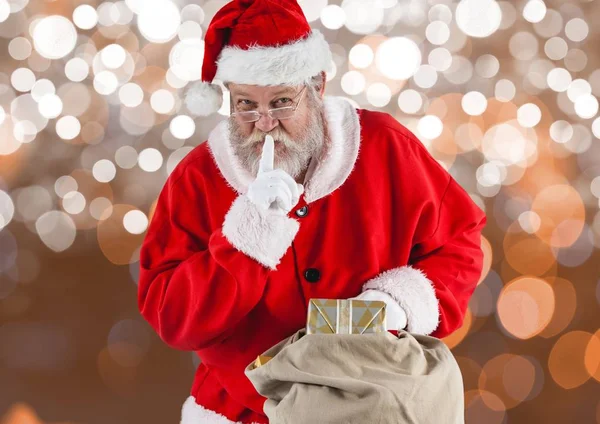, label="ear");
[318,71,327,98]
